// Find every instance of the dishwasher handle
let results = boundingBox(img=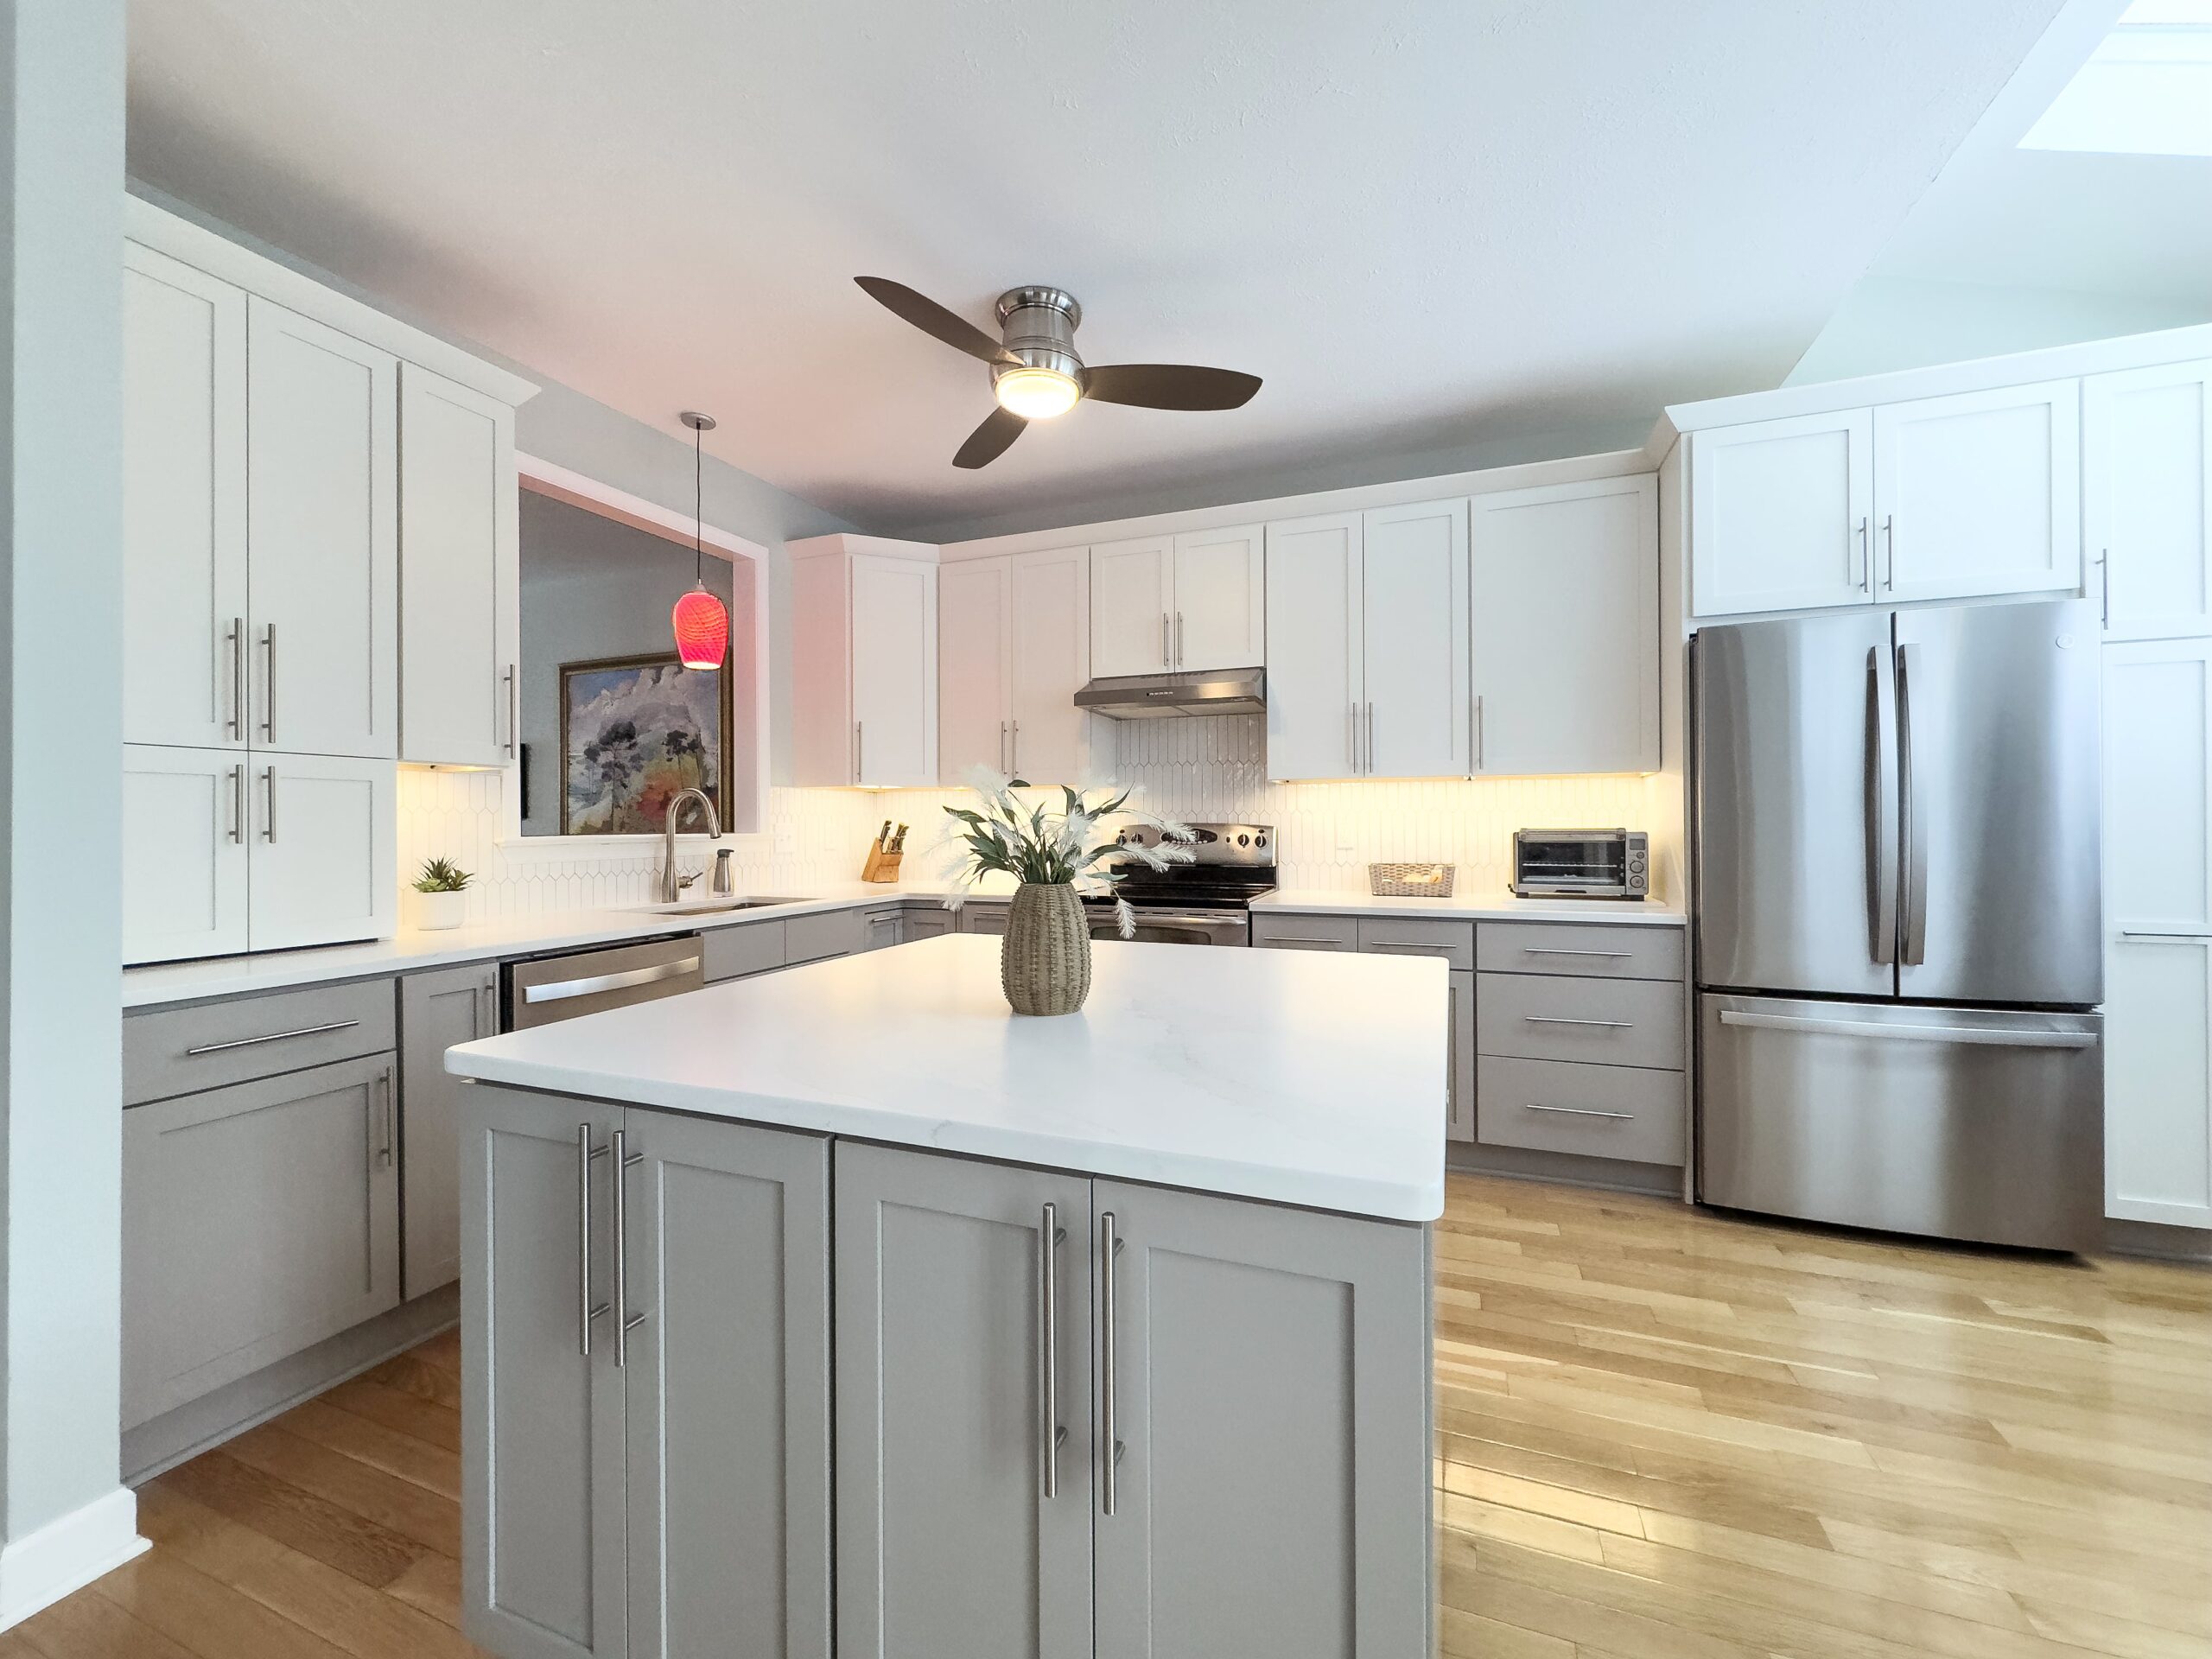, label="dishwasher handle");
[521,954,703,1005]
